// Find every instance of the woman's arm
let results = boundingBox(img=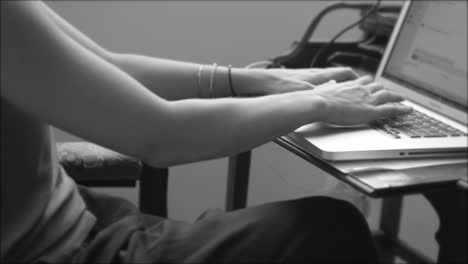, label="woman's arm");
[1,2,411,167]
[39,1,231,100]
[39,1,360,100]
[0,1,317,167]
